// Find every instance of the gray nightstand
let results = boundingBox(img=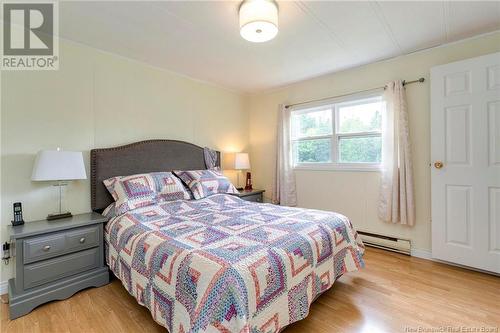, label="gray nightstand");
[232,189,265,203]
[8,213,109,319]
